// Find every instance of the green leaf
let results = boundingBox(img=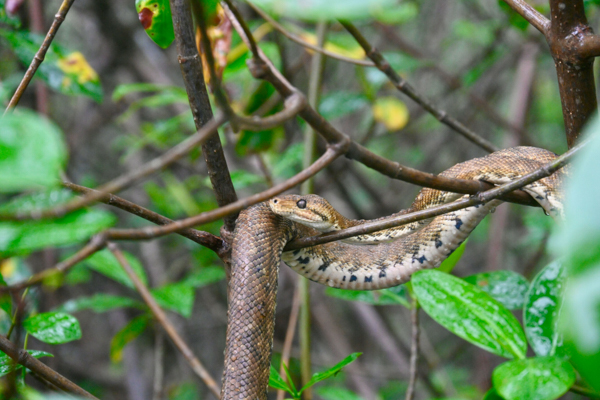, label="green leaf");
[0,0,21,27]
[492,356,575,400]
[110,314,150,362]
[318,92,369,120]
[412,270,527,359]
[0,30,103,102]
[0,109,67,193]
[438,240,467,274]
[524,261,565,357]
[0,190,116,257]
[326,285,410,307]
[181,266,226,287]
[464,270,529,310]
[268,364,297,396]
[248,0,396,21]
[315,386,364,400]
[0,350,53,377]
[497,1,531,31]
[56,294,143,314]
[300,353,362,394]
[482,387,505,400]
[151,283,194,318]
[83,249,148,289]
[23,312,82,344]
[135,0,175,49]
[168,382,201,400]
[0,269,11,316]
